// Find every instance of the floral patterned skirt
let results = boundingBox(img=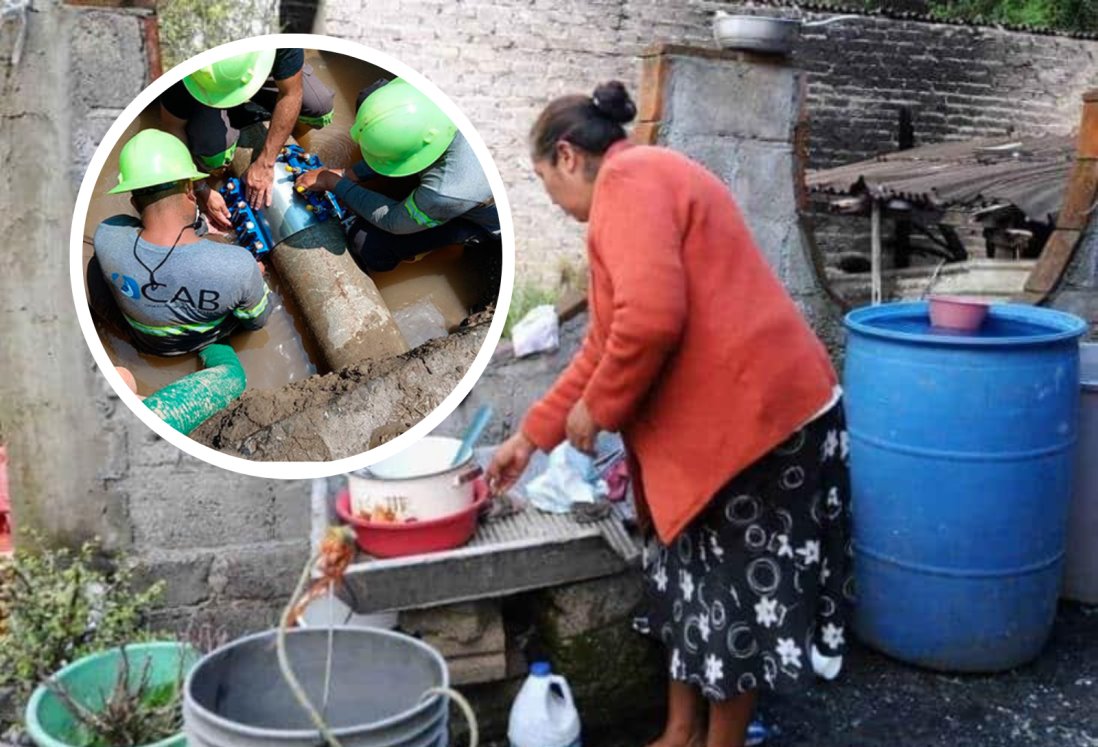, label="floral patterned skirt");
[632,401,854,701]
